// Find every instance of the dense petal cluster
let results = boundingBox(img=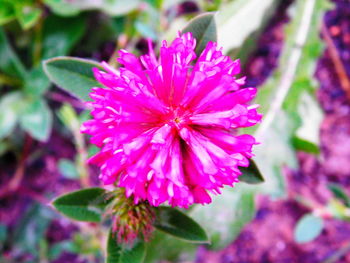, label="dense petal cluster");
[82,32,262,208]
